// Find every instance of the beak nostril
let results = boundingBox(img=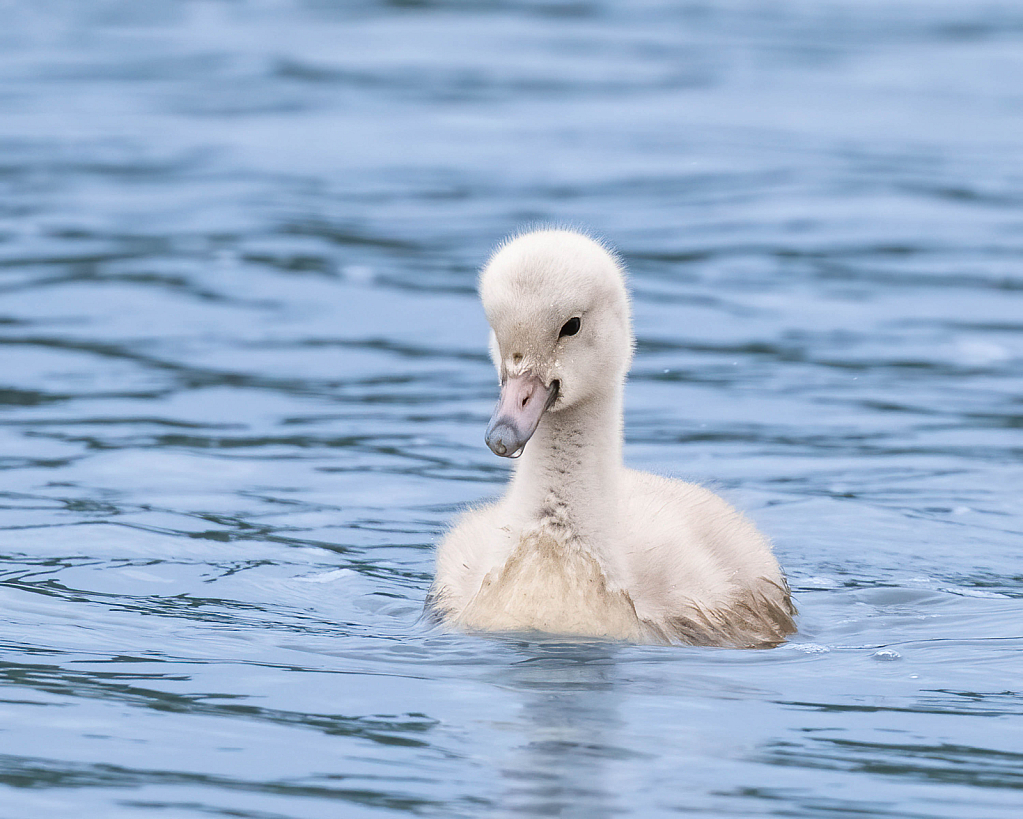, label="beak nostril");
[486,372,555,458]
